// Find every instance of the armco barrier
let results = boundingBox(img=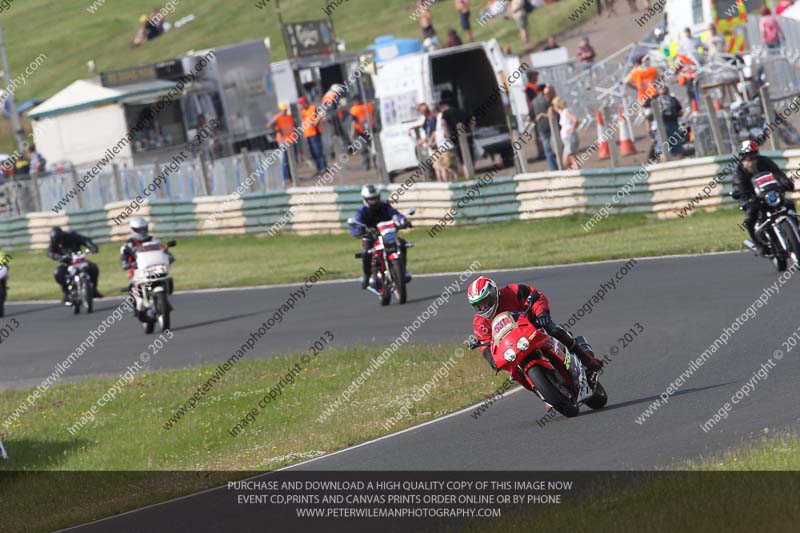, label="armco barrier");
[3,149,800,252]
